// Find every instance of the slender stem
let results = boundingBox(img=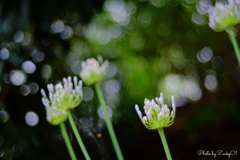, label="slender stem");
[59,123,77,160]
[94,82,124,160]
[67,110,91,160]
[158,128,172,160]
[228,26,240,65]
